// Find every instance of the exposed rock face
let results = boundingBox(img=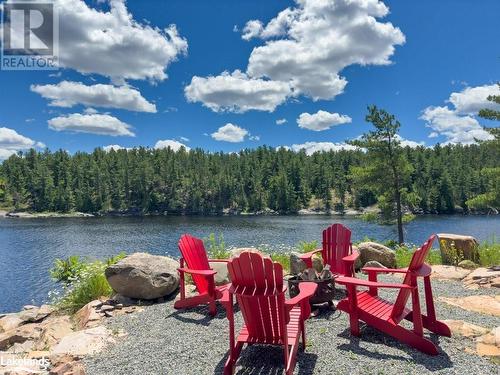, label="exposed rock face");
[463,267,500,289]
[437,233,480,264]
[52,326,116,356]
[0,314,23,333]
[476,327,500,357]
[74,301,104,329]
[34,316,74,351]
[229,248,263,259]
[457,260,478,270]
[430,265,471,280]
[439,295,500,317]
[0,323,42,350]
[208,261,230,285]
[443,320,490,338]
[19,304,54,323]
[105,253,179,300]
[357,242,396,269]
